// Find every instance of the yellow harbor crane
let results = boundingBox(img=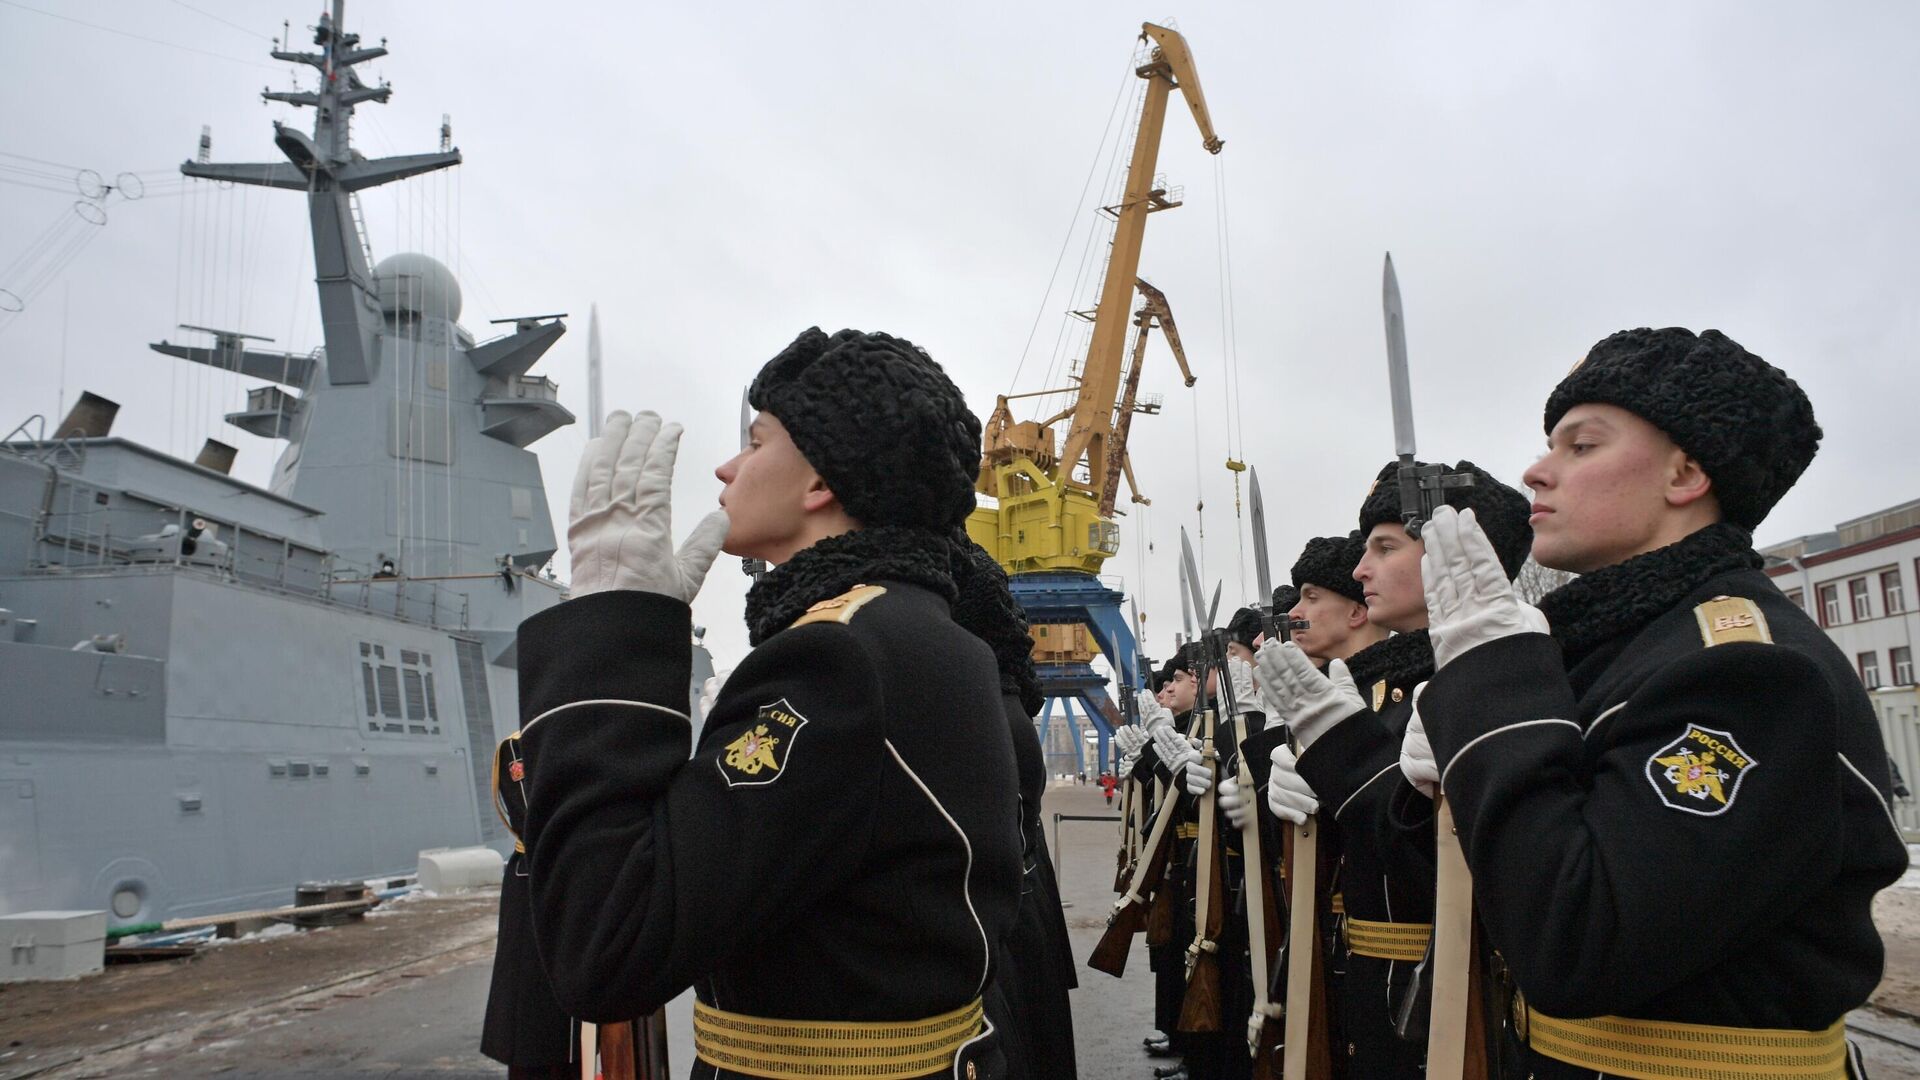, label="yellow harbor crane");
[969,22,1222,577]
